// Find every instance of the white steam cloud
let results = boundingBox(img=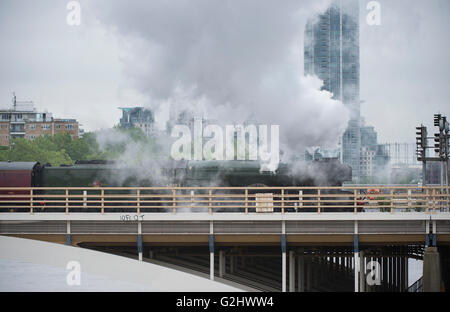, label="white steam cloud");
[89,0,349,160]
